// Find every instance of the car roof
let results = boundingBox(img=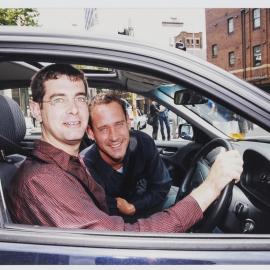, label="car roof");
[0,26,266,94]
[0,27,269,131]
